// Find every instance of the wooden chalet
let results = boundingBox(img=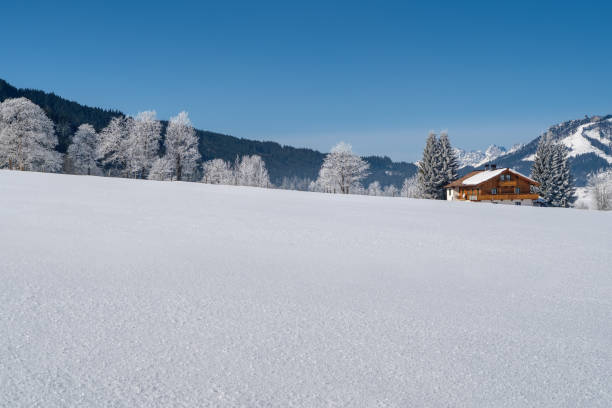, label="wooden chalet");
[445,164,540,205]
